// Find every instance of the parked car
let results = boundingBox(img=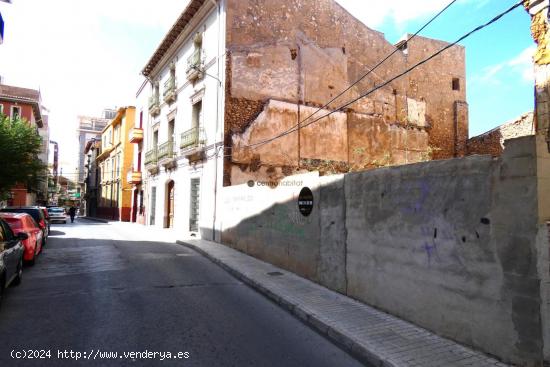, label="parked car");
[0,213,43,266]
[0,218,25,307]
[39,207,51,232]
[0,207,48,246]
[47,207,67,224]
